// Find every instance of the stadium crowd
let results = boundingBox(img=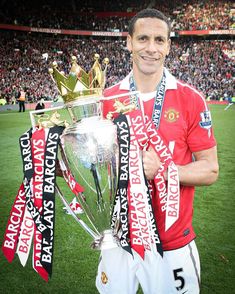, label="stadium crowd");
[171,1,234,30]
[0,0,234,104]
[0,30,234,104]
[0,0,234,31]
